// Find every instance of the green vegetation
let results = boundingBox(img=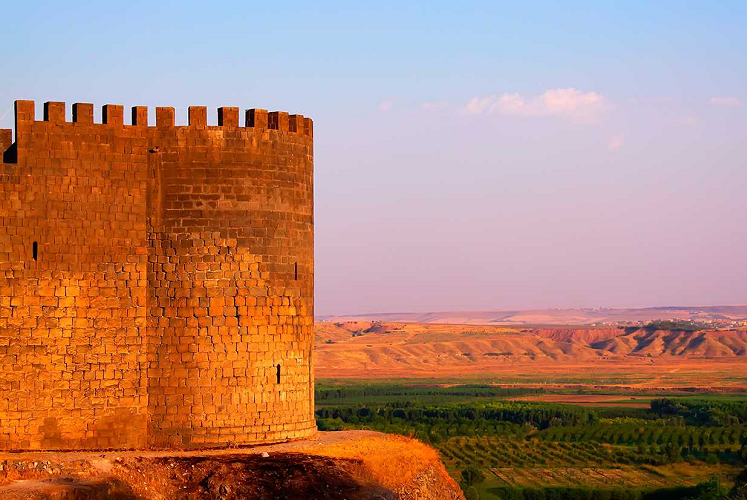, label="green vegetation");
[315,384,747,499]
[316,383,543,406]
[641,320,708,332]
[650,398,747,426]
[485,479,735,500]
